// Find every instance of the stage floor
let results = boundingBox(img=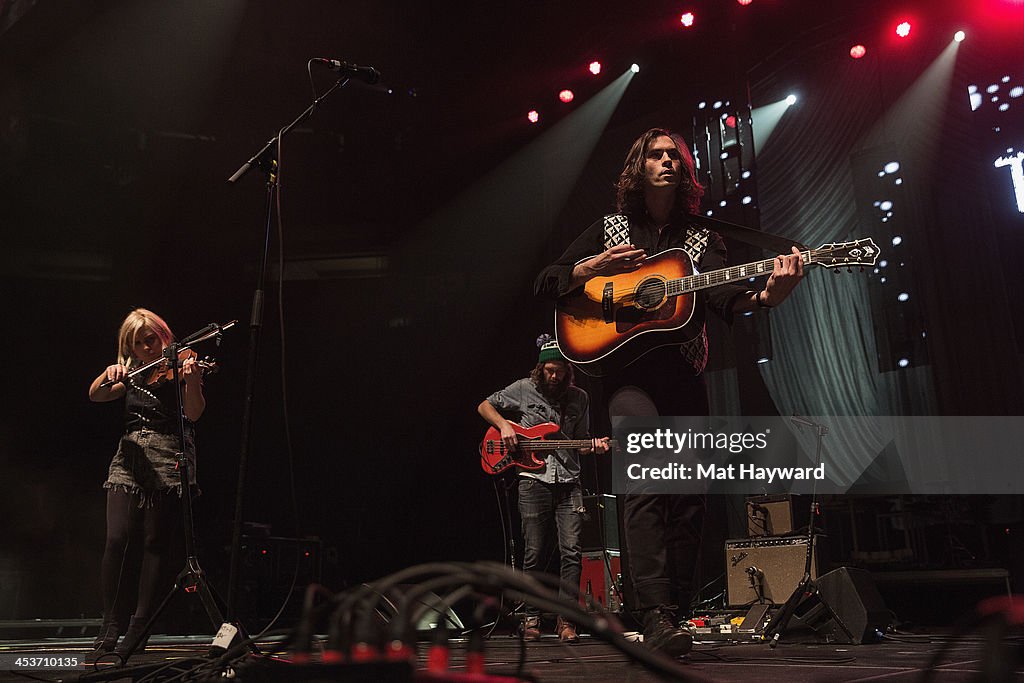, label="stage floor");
[1,630,1022,682]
